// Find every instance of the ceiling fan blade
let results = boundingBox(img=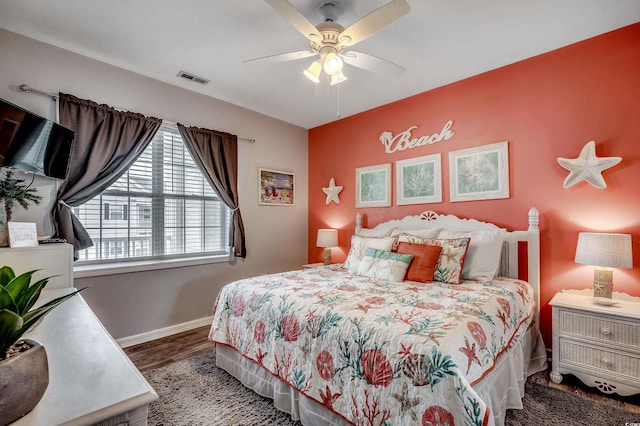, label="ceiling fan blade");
[244,50,316,64]
[338,0,410,47]
[341,51,405,77]
[265,0,322,42]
